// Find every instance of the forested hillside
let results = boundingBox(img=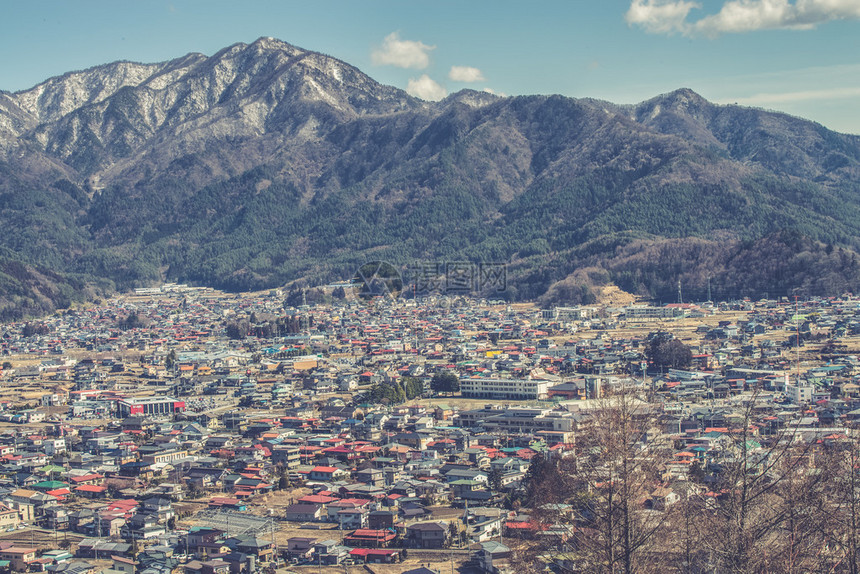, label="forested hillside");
[1,38,860,318]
